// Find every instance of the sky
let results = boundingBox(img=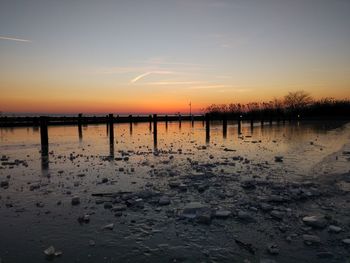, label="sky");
[0,0,349,114]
